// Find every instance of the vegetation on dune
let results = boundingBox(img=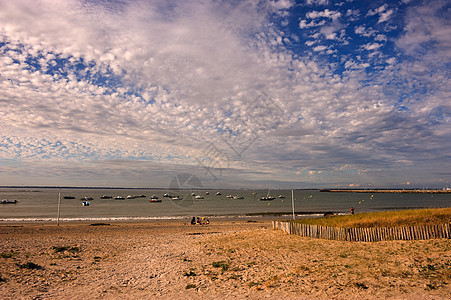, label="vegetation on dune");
[293,208,451,228]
